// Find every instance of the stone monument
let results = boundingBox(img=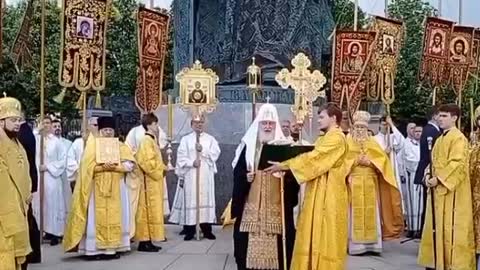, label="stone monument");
[171,0,335,219]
